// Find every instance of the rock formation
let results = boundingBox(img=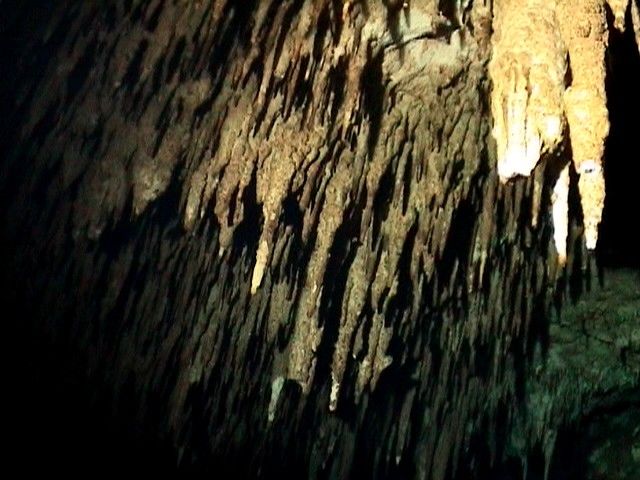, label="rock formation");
[1,1,638,478]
